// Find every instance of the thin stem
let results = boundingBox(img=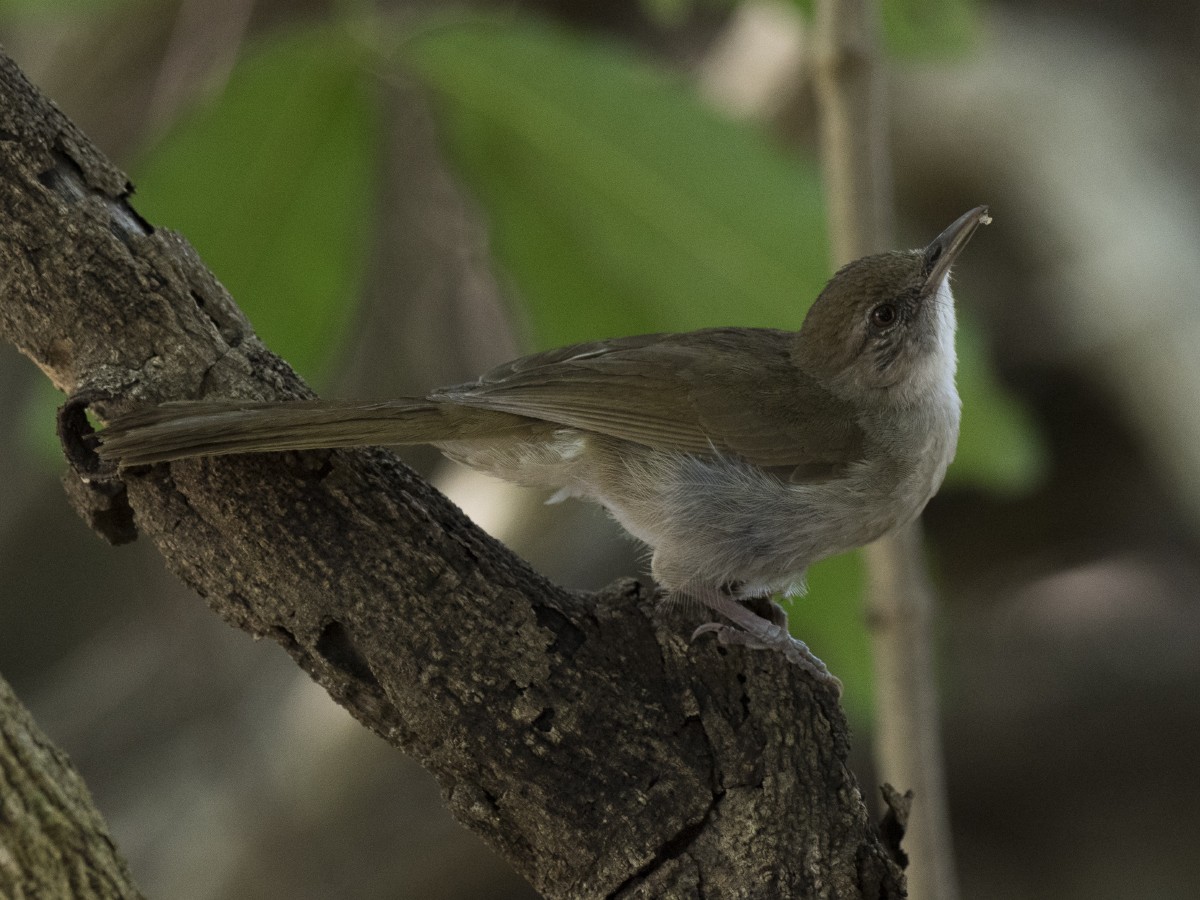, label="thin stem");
[812,2,961,899]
